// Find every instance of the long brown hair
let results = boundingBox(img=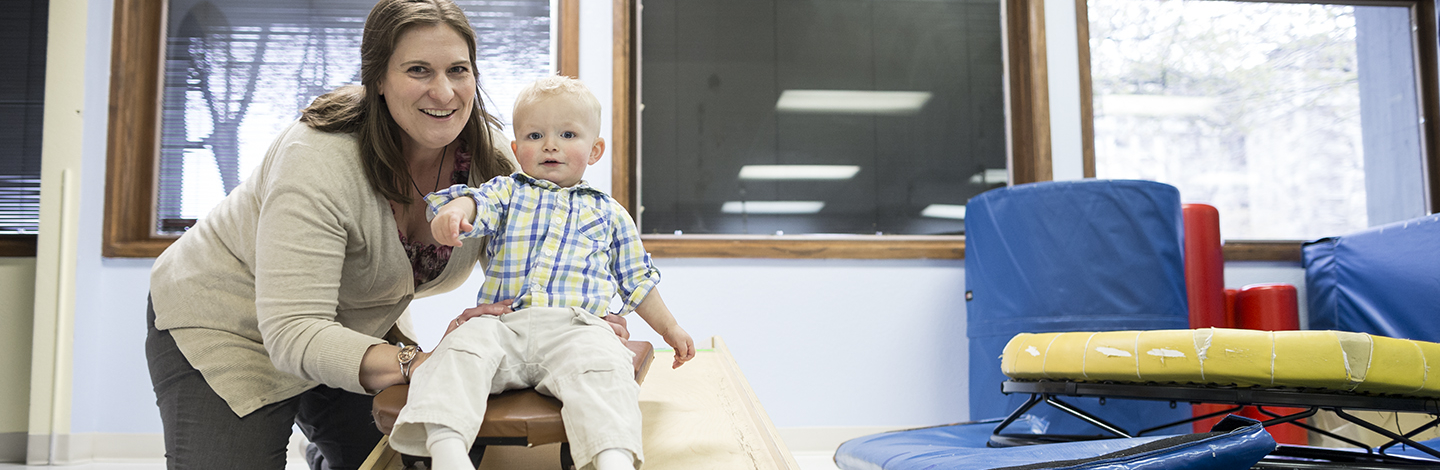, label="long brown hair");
[301,0,513,204]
